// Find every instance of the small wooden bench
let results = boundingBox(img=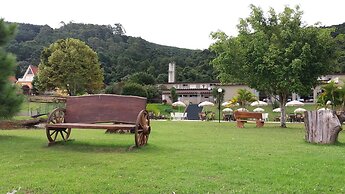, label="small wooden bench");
[233,111,264,128]
[45,94,151,147]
